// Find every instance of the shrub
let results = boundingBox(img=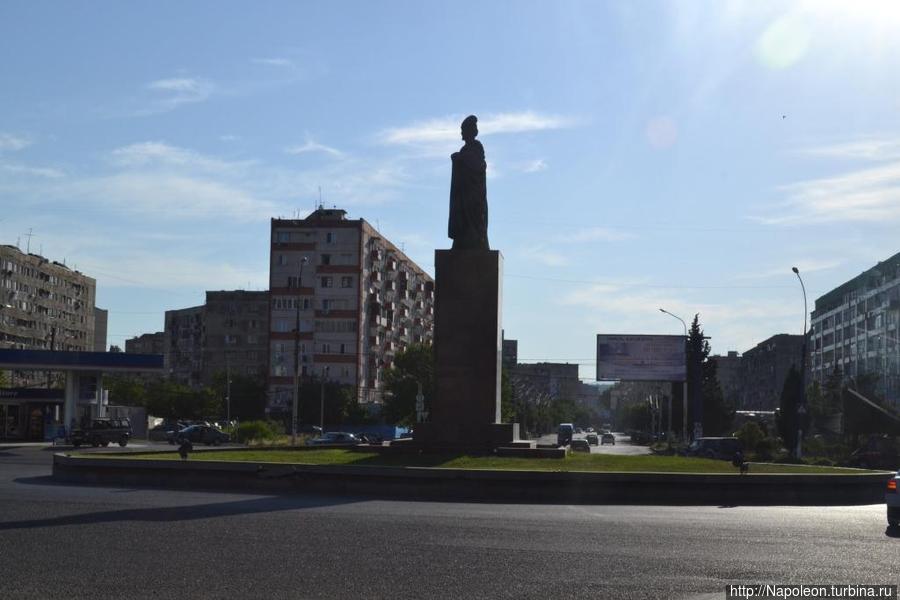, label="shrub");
[233,420,282,443]
[754,437,777,461]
